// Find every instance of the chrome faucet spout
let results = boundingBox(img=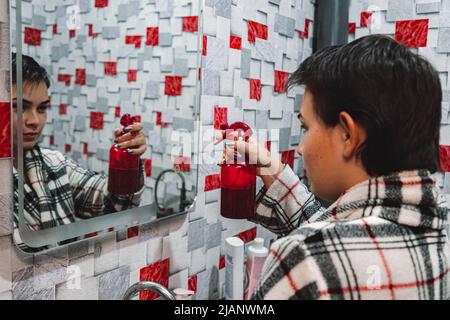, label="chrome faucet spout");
[123,281,176,300]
